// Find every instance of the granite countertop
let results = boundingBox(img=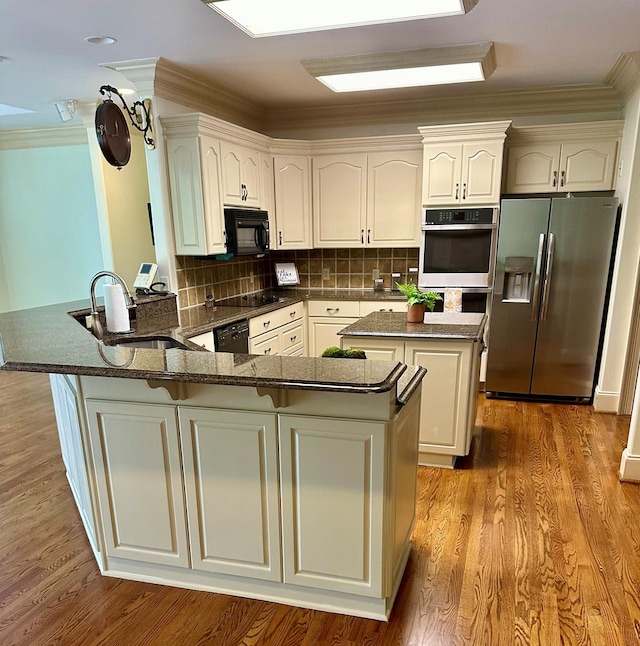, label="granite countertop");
[339,311,487,341]
[0,299,409,395]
